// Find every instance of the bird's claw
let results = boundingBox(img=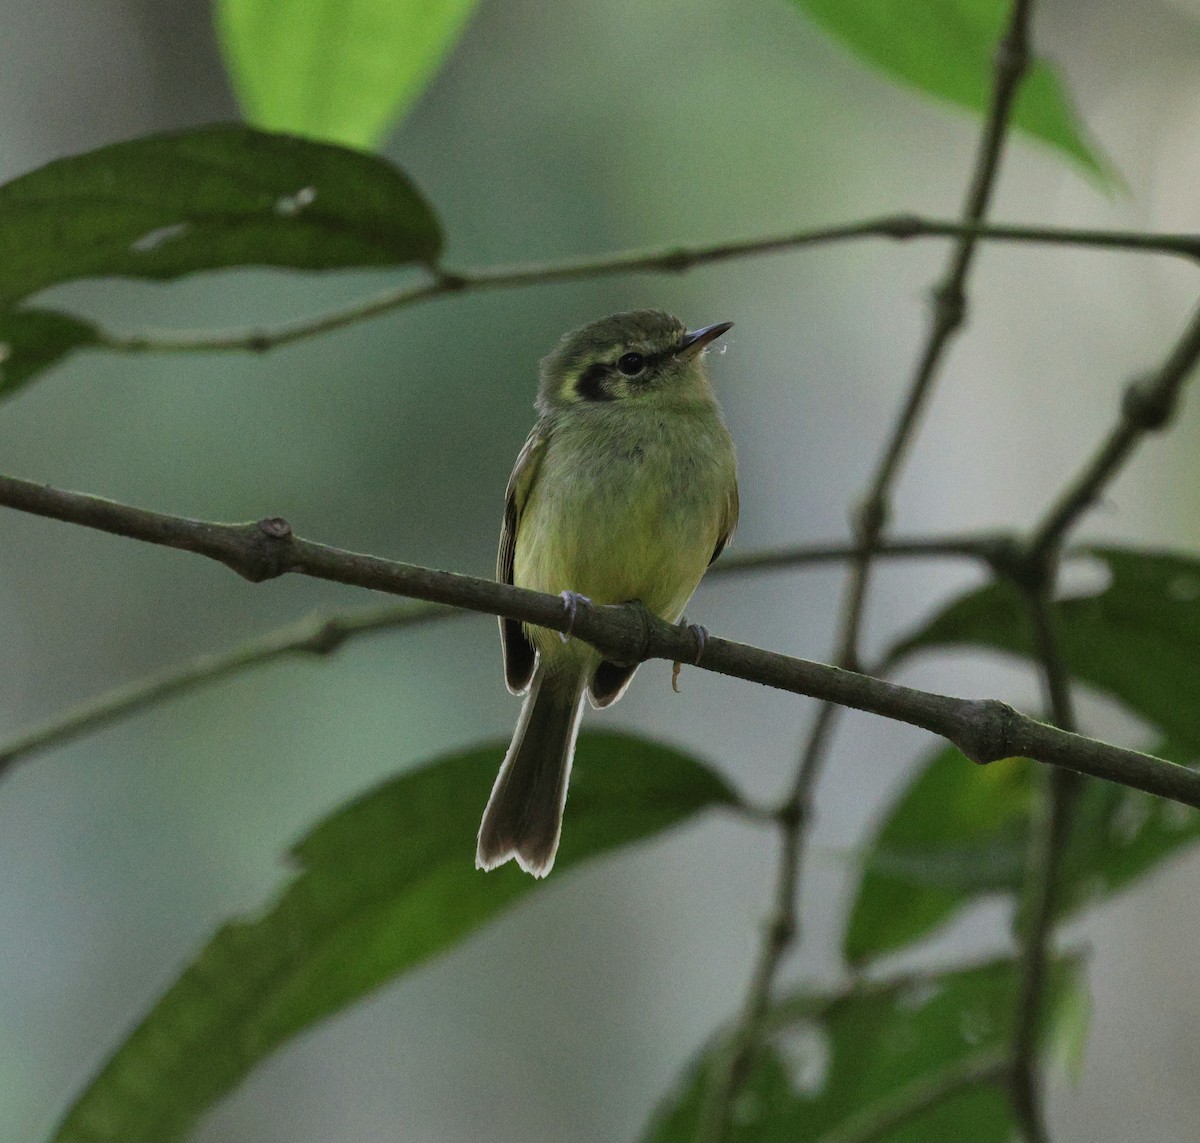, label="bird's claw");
[559,590,593,643]
[671,619,709,692]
